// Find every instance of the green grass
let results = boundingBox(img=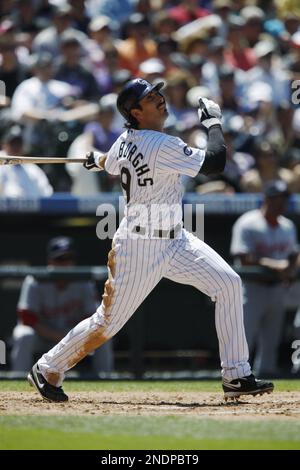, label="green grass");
[1,378,300,393]
[1,415,299,450]
[0,380,300,450]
